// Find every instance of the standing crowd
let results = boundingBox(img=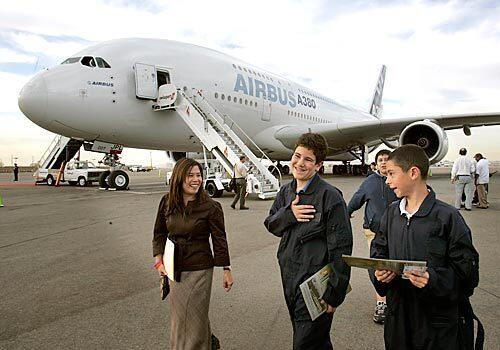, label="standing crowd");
[451,148,490,210]
[151,133,484,350]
